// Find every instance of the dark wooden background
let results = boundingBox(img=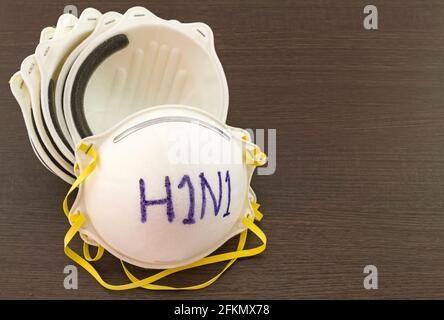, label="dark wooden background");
[1,0,444,299]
